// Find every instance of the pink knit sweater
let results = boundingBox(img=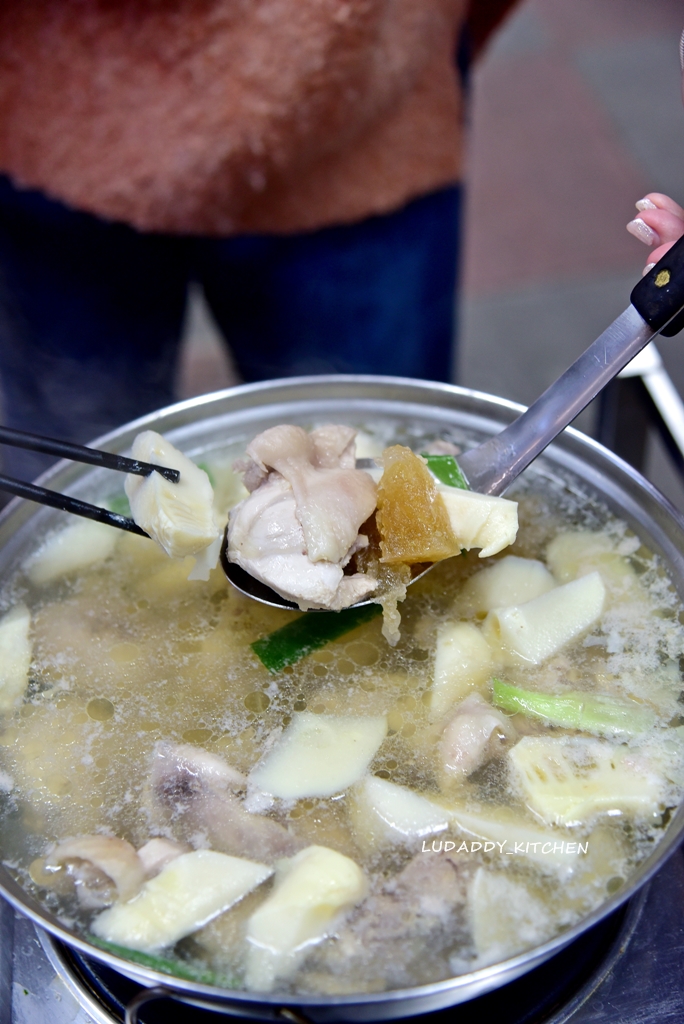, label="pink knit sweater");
[0,0,467,234]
